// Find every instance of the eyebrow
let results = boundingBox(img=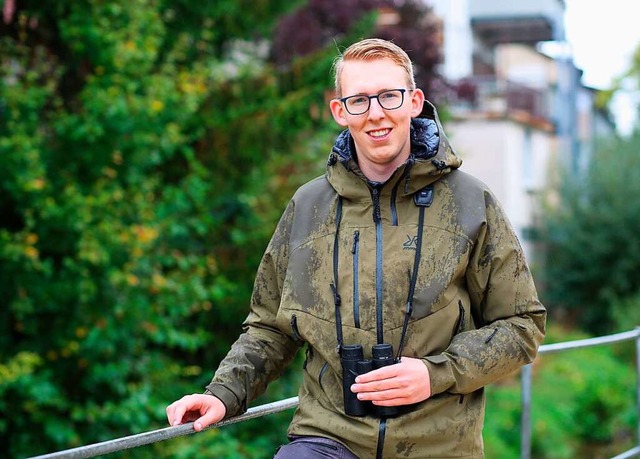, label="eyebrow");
[347,88,397,96]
